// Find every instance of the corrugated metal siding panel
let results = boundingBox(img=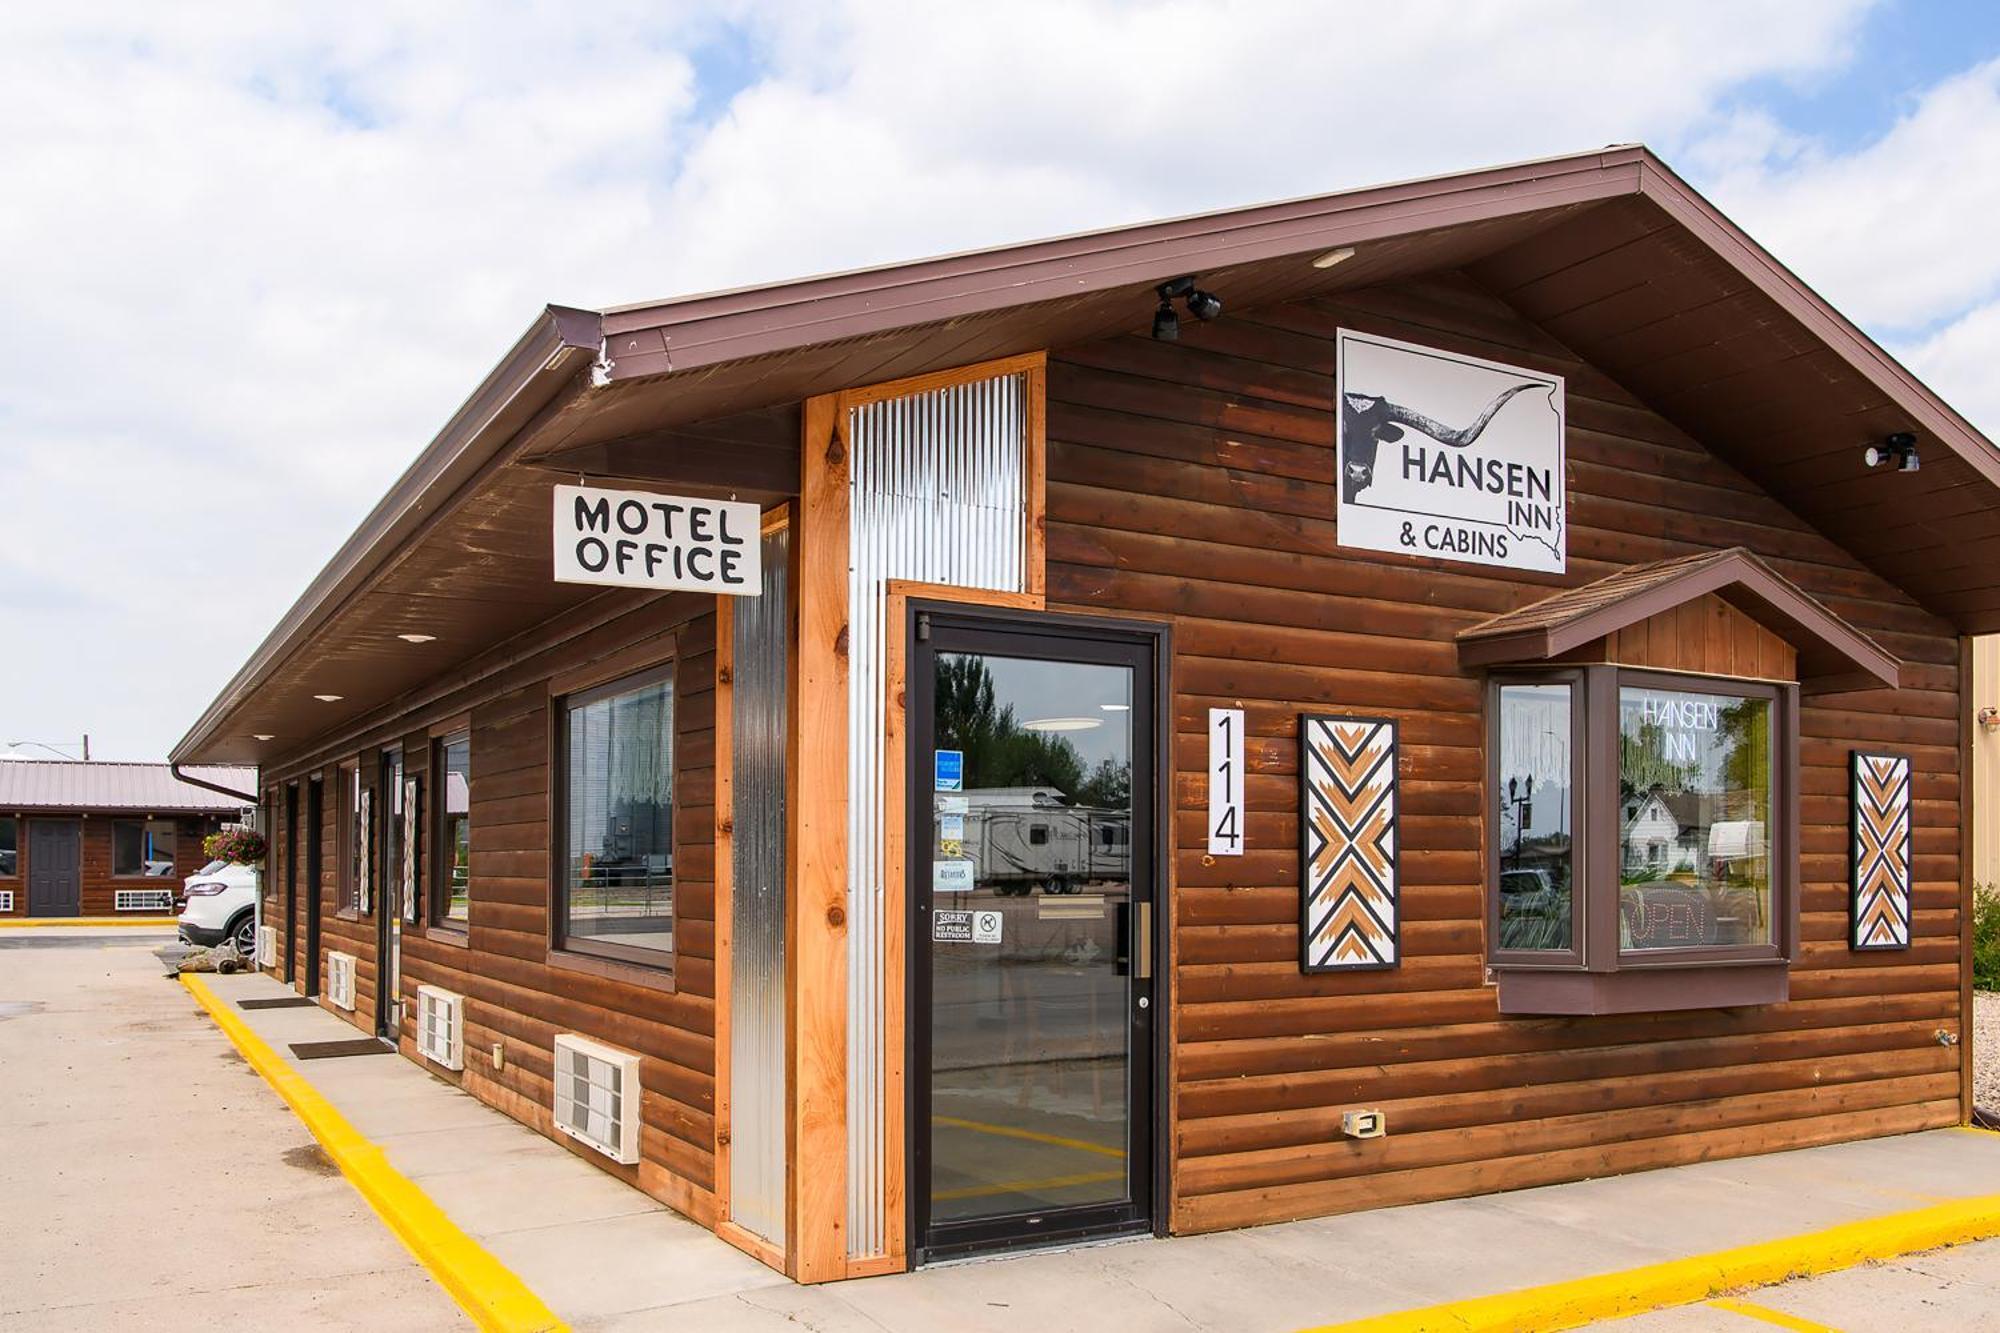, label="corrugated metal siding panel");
[846,372,1028,1258]
[729,524,791,1246]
